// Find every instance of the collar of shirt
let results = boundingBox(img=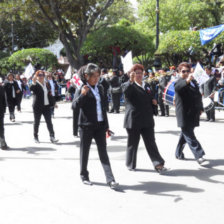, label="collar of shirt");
[135,81,145,89]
